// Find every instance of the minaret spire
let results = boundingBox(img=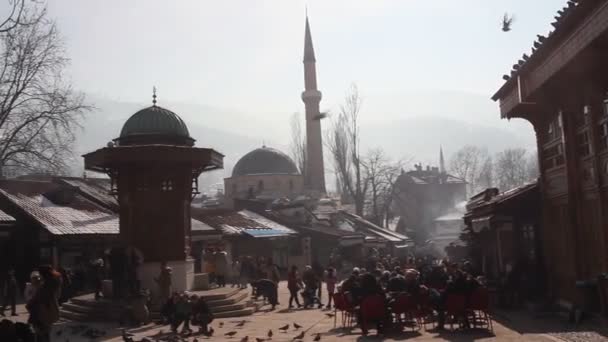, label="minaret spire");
[301,14,326,195]
[303,15,316,64]
[439,145,446,174]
